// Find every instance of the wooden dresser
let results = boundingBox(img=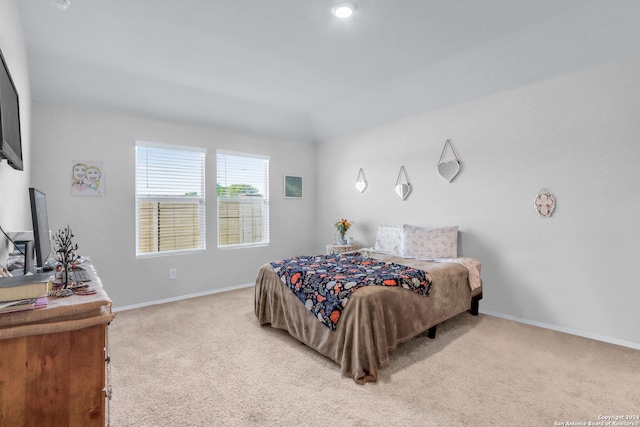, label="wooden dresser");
[0,264,114,426]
